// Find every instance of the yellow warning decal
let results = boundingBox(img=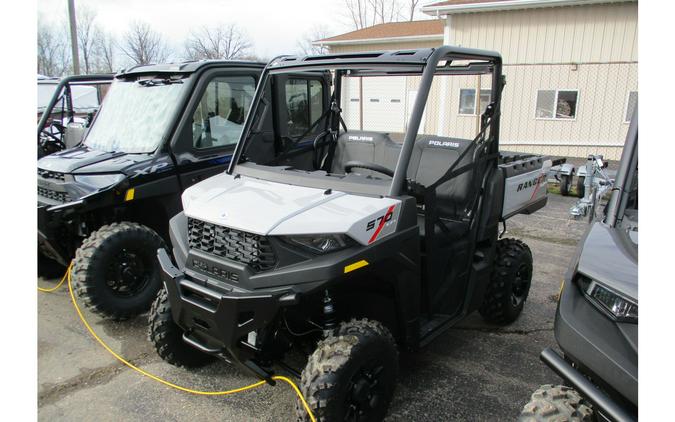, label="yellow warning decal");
[344,260,369,274]
[125,188,135,201]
